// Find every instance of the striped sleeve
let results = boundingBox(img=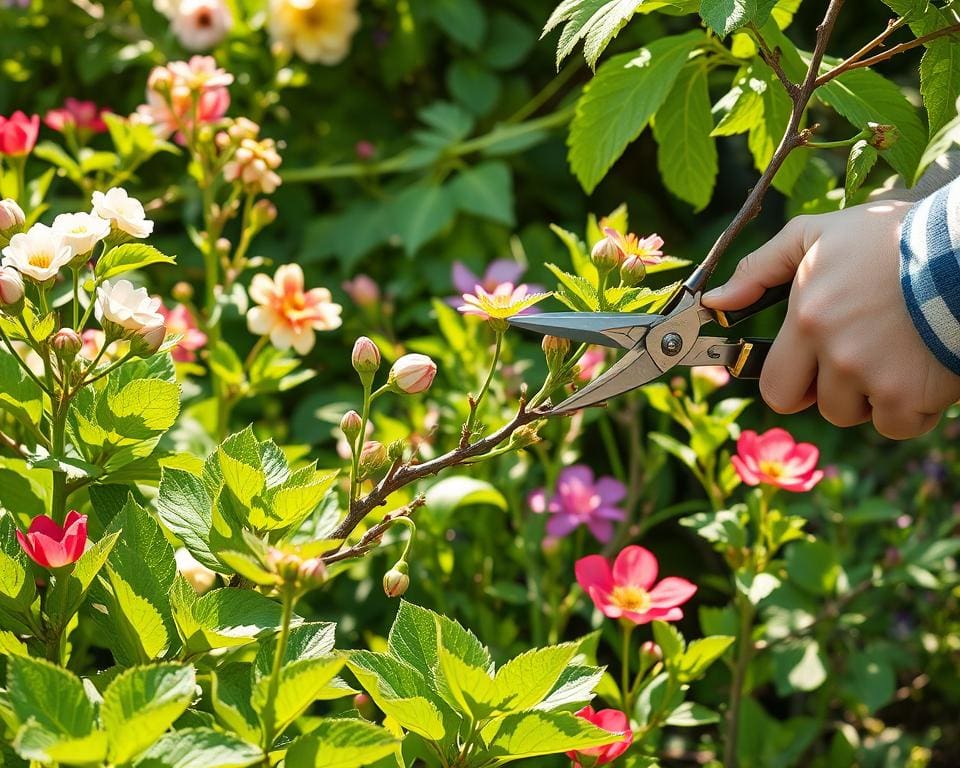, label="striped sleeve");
[900,177,960,375]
